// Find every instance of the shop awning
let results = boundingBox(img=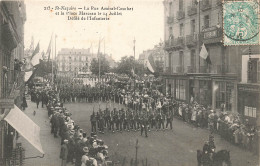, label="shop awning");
[4,105,44,154]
